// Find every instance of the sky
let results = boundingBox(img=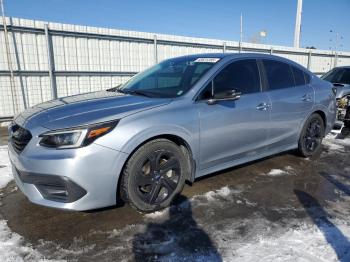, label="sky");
[3,0,350,51]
